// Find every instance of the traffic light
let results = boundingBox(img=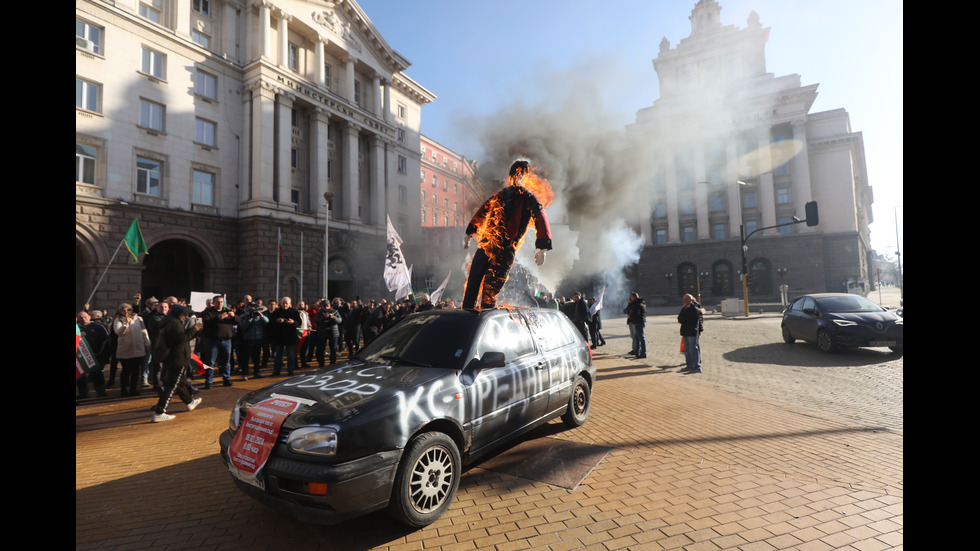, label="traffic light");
[805,201,819,226]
